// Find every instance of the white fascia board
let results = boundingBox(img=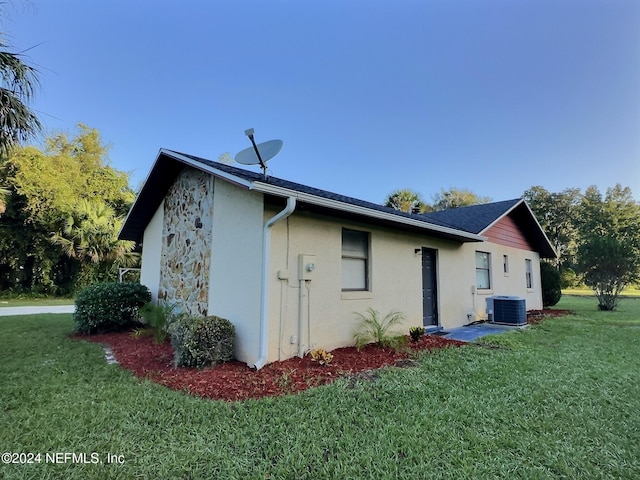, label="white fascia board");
[251,182,485,242]
[162,149,254,189]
